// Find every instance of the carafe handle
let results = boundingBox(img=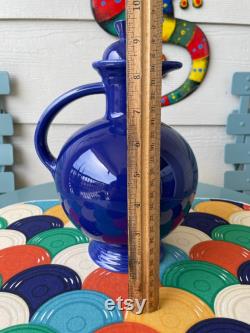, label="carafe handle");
[34,82,105,176]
